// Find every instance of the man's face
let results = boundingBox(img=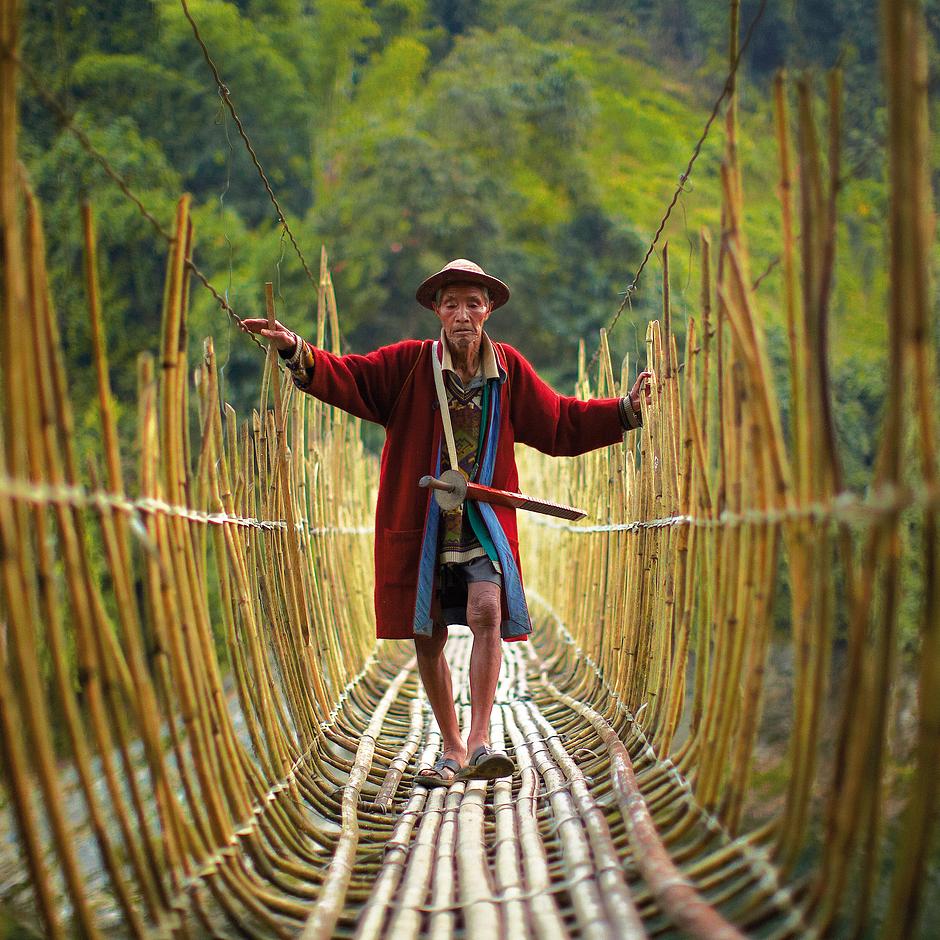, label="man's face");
[433,283,492,353]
